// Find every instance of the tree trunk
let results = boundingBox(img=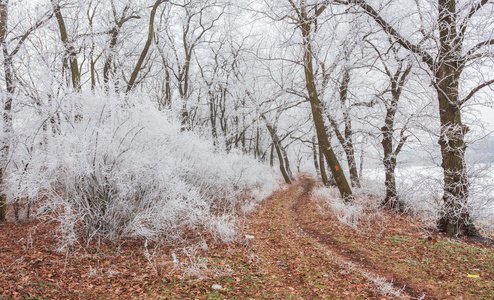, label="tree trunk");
[1,42,14,224]
[312,136,321,178]
[265,123,291,184]
[338,68,360,188]
[319,145,330,186]
[281,144,294,181]
[274,139,291,184]
[270,142,274,167]
[209,91,218,145]
[435,68,477,236]
[381,123,399,209]
[379,59,411,210]
[52,0,81,90]
[103,26,119,90]
[0,52,13,222]
[298,5,353,201]
[434,0,478,237]
[126,0,164,93]
[255,128,261,160]
[0,2,7,222]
